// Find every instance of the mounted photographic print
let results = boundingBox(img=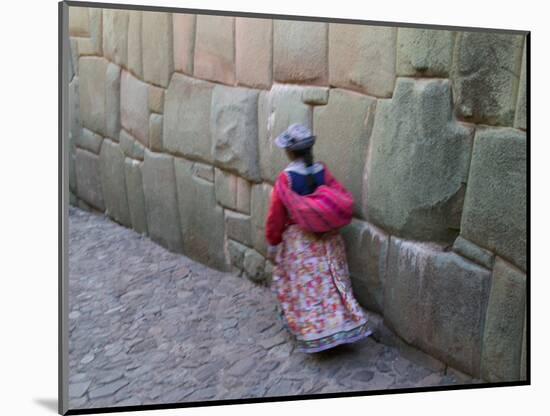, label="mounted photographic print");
[59,0,529,414]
